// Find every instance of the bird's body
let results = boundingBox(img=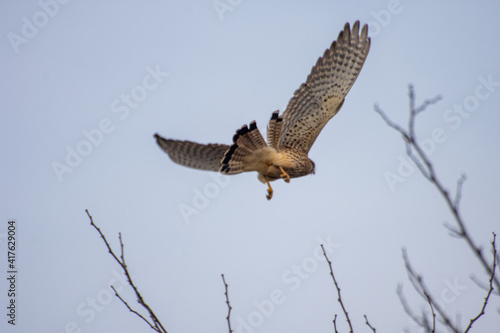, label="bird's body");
[155,21,371,199]
[238,147,313,182]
